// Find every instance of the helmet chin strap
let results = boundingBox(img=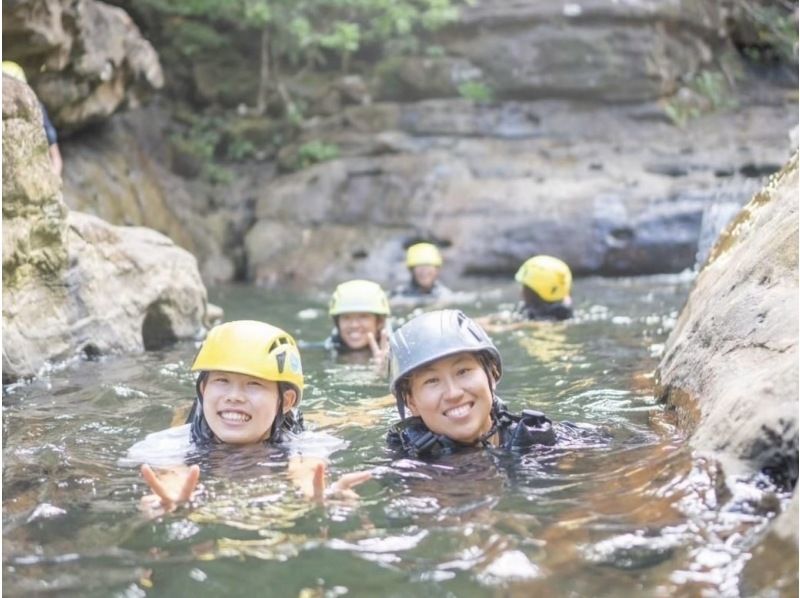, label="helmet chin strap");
[270,386,287,441]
